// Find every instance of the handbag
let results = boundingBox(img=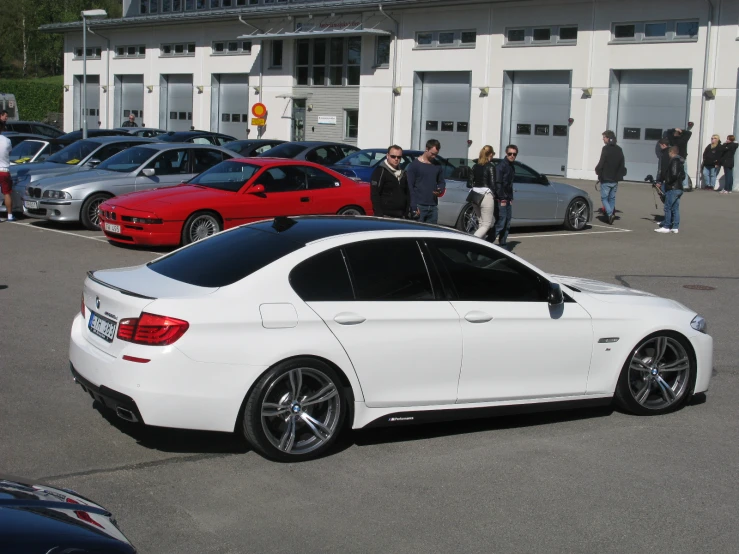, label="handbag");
[466,190,486,206]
